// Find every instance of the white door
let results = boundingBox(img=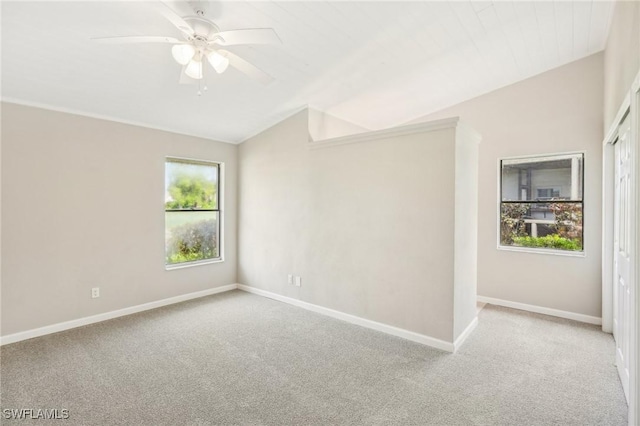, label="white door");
[614,112,632,403]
